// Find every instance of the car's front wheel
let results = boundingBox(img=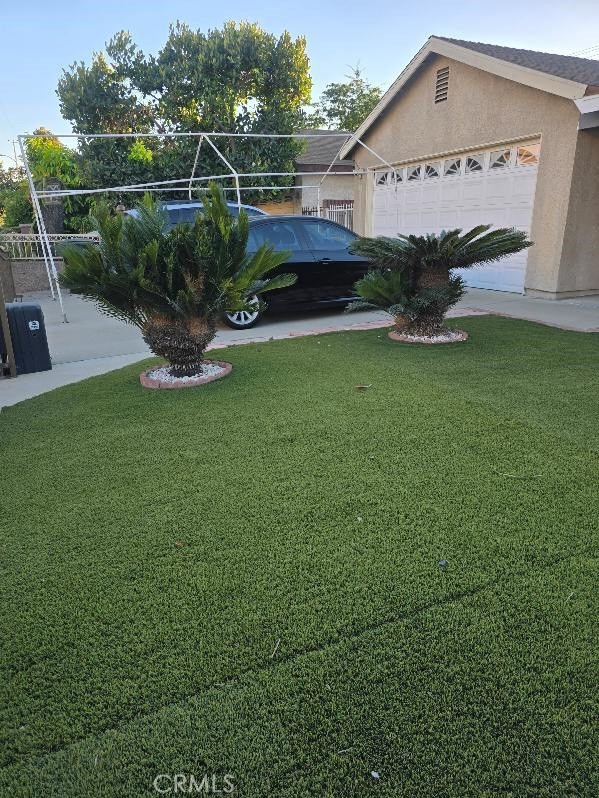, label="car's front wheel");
[223,295,262,330]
